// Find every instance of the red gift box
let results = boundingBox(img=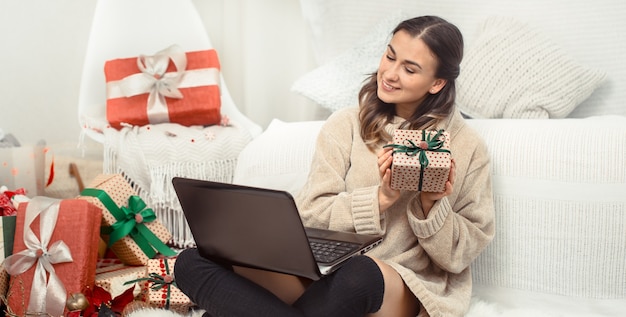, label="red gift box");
[105,44,222,129]
[386,129,451,192]
[4,197,102,317]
